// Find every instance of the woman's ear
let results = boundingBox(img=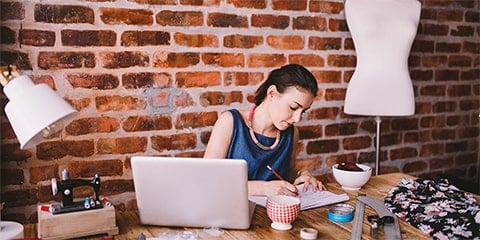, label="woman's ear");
[267,85,279,99]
